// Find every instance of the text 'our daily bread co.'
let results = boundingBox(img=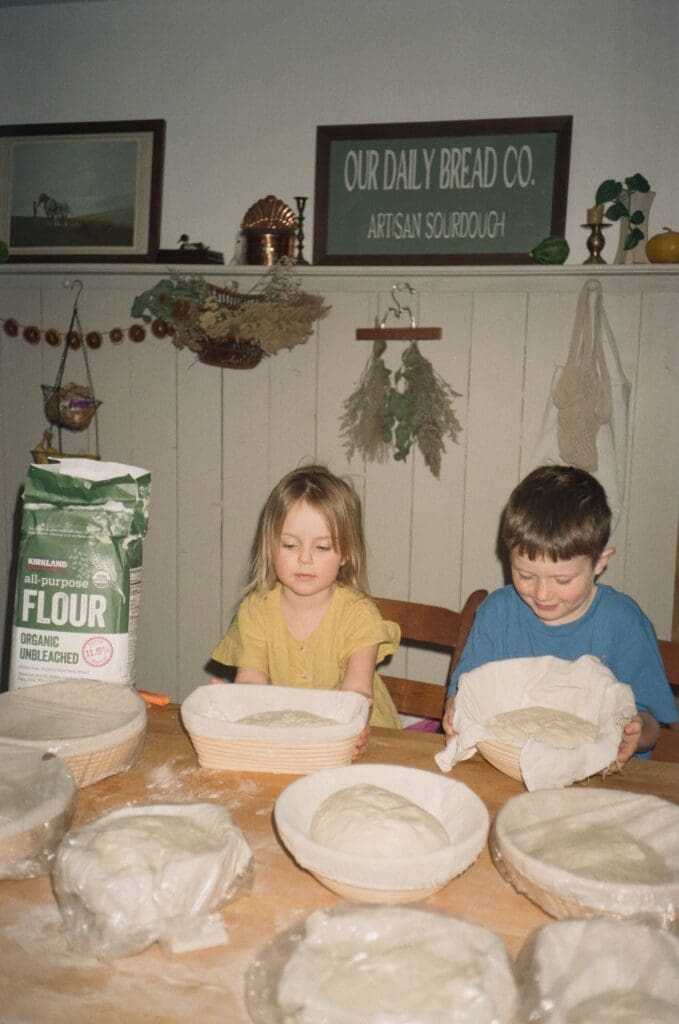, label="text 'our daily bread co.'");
[9,459,151,690]
[313,116,572,265]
